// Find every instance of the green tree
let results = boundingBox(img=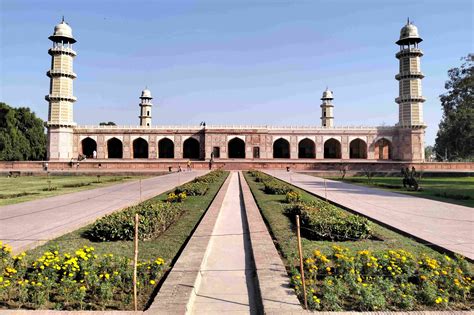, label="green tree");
[434,54,474,161]
[99,121,116,126]
[0,102,46,161]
